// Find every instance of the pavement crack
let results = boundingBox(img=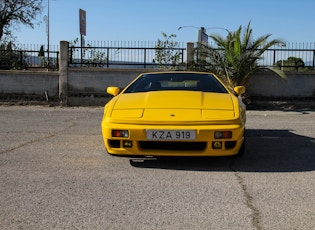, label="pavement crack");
[230,160,263,230]
[0,133,56,155]
[0,122,77,155]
